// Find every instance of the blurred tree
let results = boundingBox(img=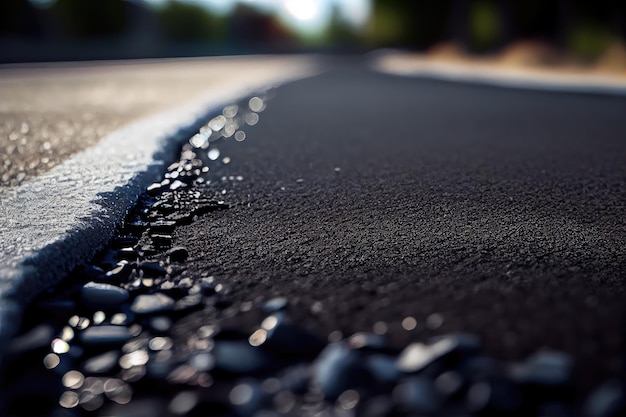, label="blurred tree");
[508,0,560,43]
[564,0,625,61]
[448,0,508,53]
[50,0,126,38]
[156,1,225,42]
[368,0,452,50]
[325,4,363,49]
[228,4,293,49]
